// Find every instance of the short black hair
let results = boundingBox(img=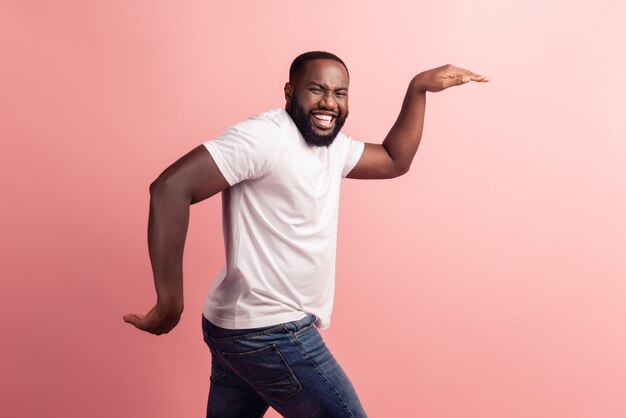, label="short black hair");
[289,51,349,82]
